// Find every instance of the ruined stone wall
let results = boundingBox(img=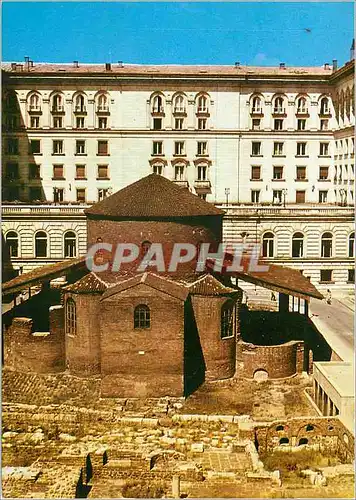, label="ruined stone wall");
[100,284,185,398]
[240,340,302,379]
[5,307,65,373]
[191,295,236,381]
[65,293,101,376]
[254,417,354,462]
